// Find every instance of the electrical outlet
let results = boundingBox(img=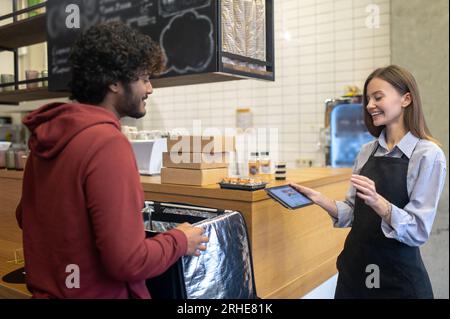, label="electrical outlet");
[296,158,315,168]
